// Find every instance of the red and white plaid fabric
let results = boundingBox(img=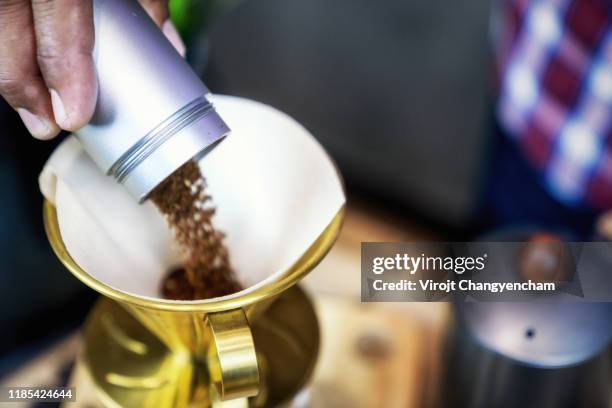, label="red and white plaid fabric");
[496,0,612,209]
